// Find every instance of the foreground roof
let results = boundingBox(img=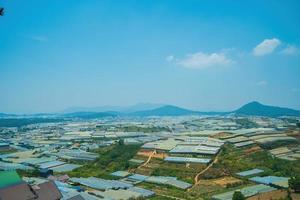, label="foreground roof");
[0,171,22,188]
